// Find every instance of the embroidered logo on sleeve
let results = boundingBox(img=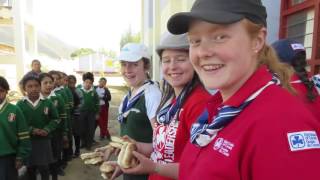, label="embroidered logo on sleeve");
[287,131,320,151]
